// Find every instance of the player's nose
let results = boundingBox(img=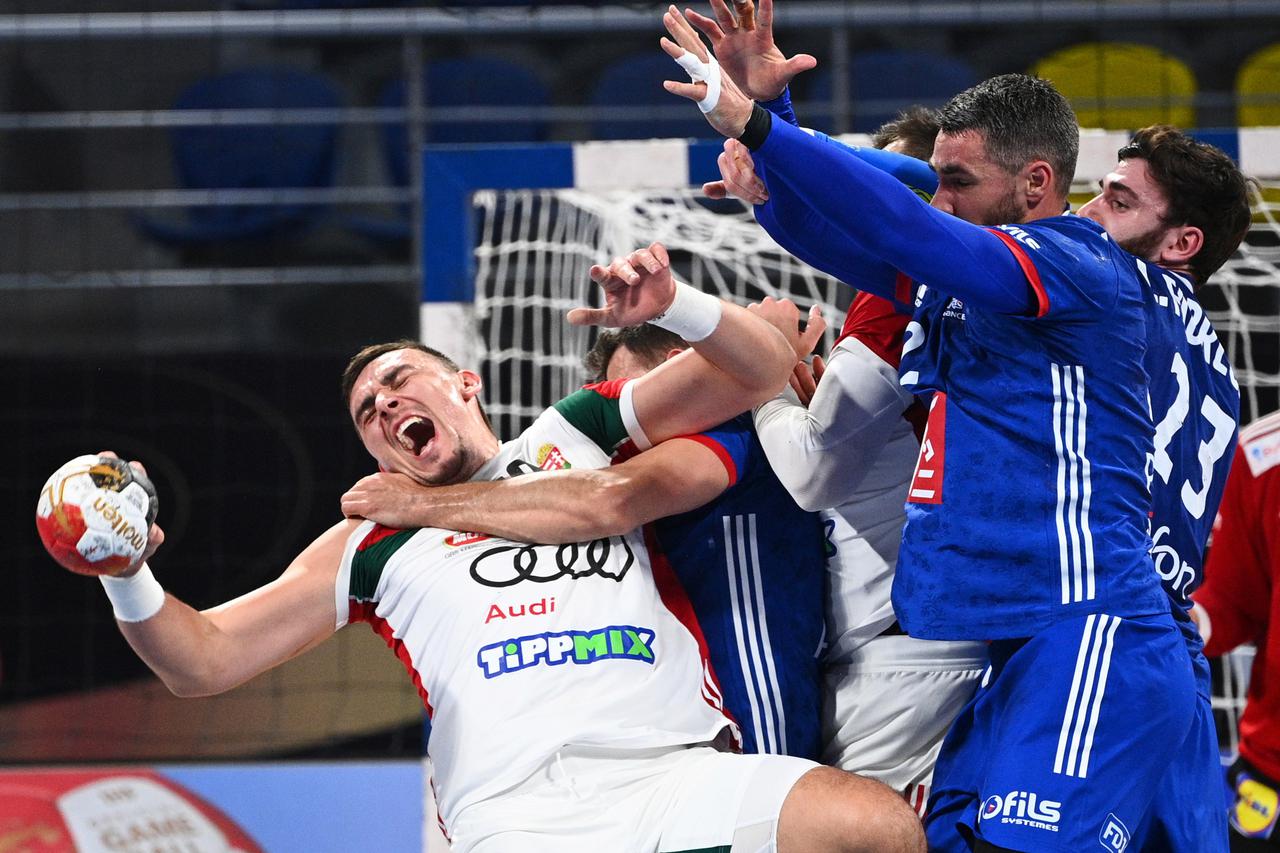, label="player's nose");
[374,390,401,414]
[930,192,955,215]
